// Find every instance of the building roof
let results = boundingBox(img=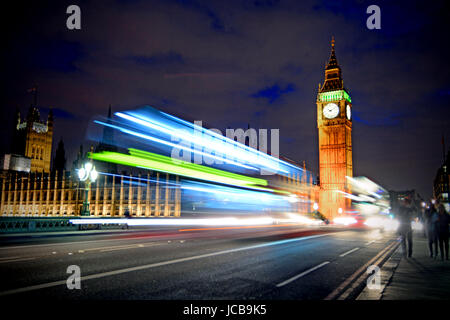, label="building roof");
[319,37,346,93]
[325,37,340,70]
